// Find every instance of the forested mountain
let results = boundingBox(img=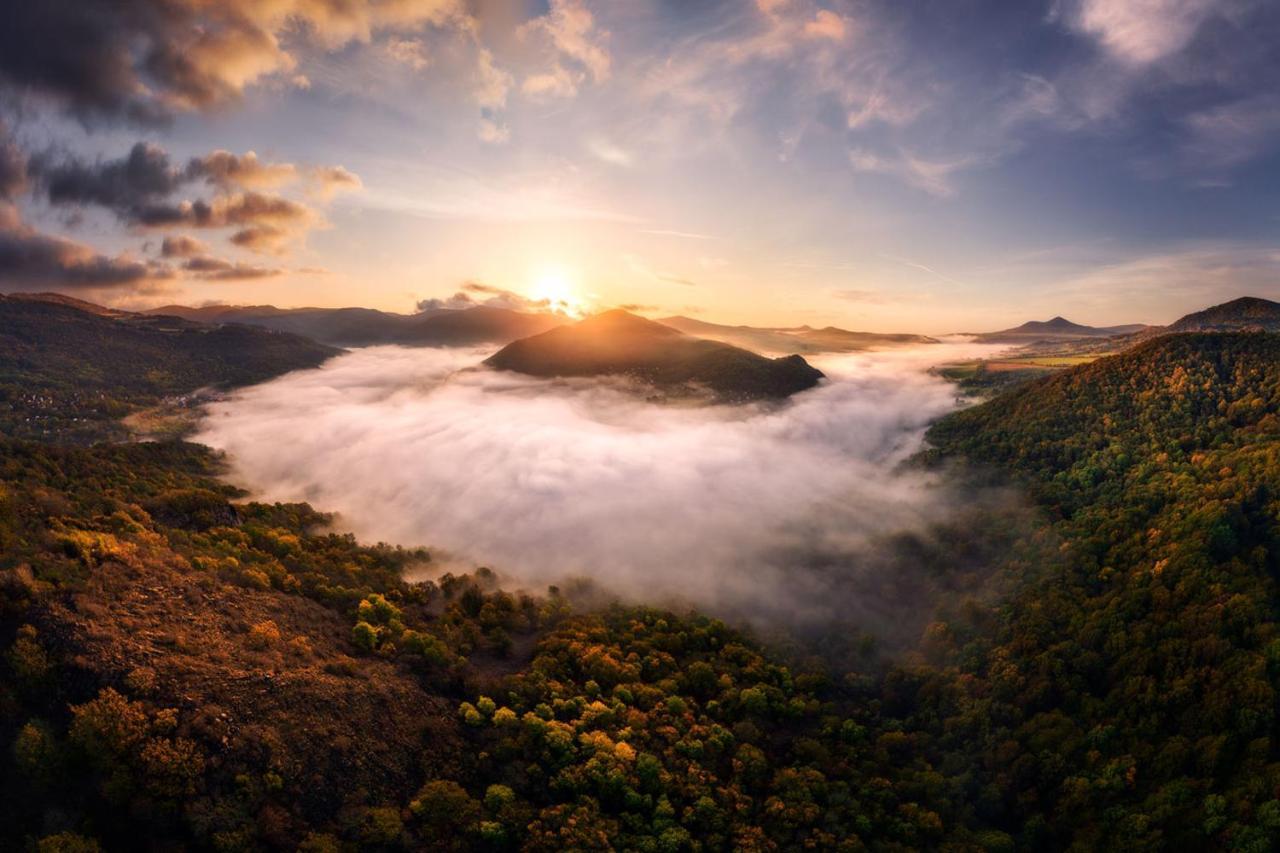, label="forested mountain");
[656,315,937,353]
[1166,296,1280,333]
[921,332,1280,849]
[148,303,565,347]
[486,310,825,401]
[0,295,337,442]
